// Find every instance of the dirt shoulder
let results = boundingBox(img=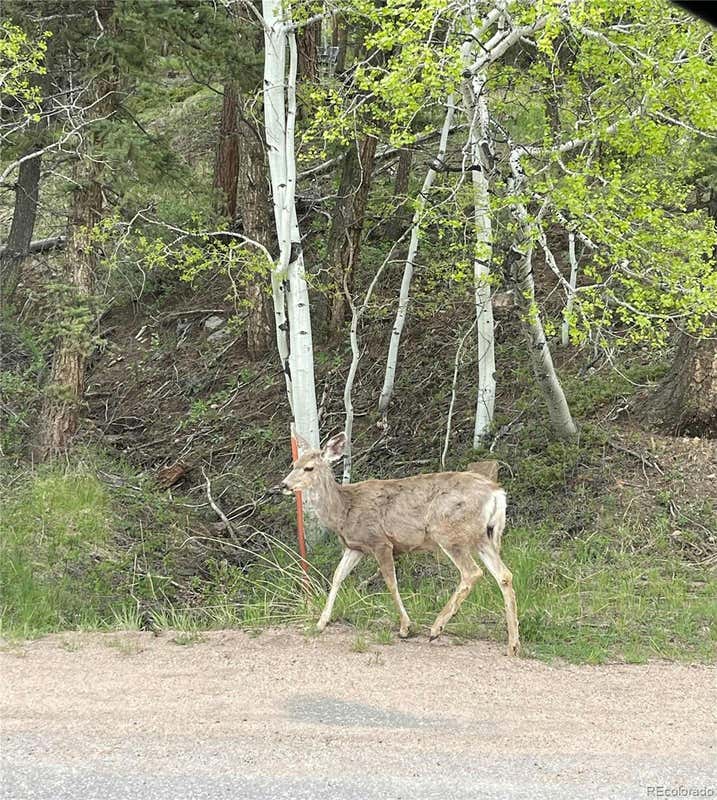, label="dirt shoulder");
[1,628,715,799]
